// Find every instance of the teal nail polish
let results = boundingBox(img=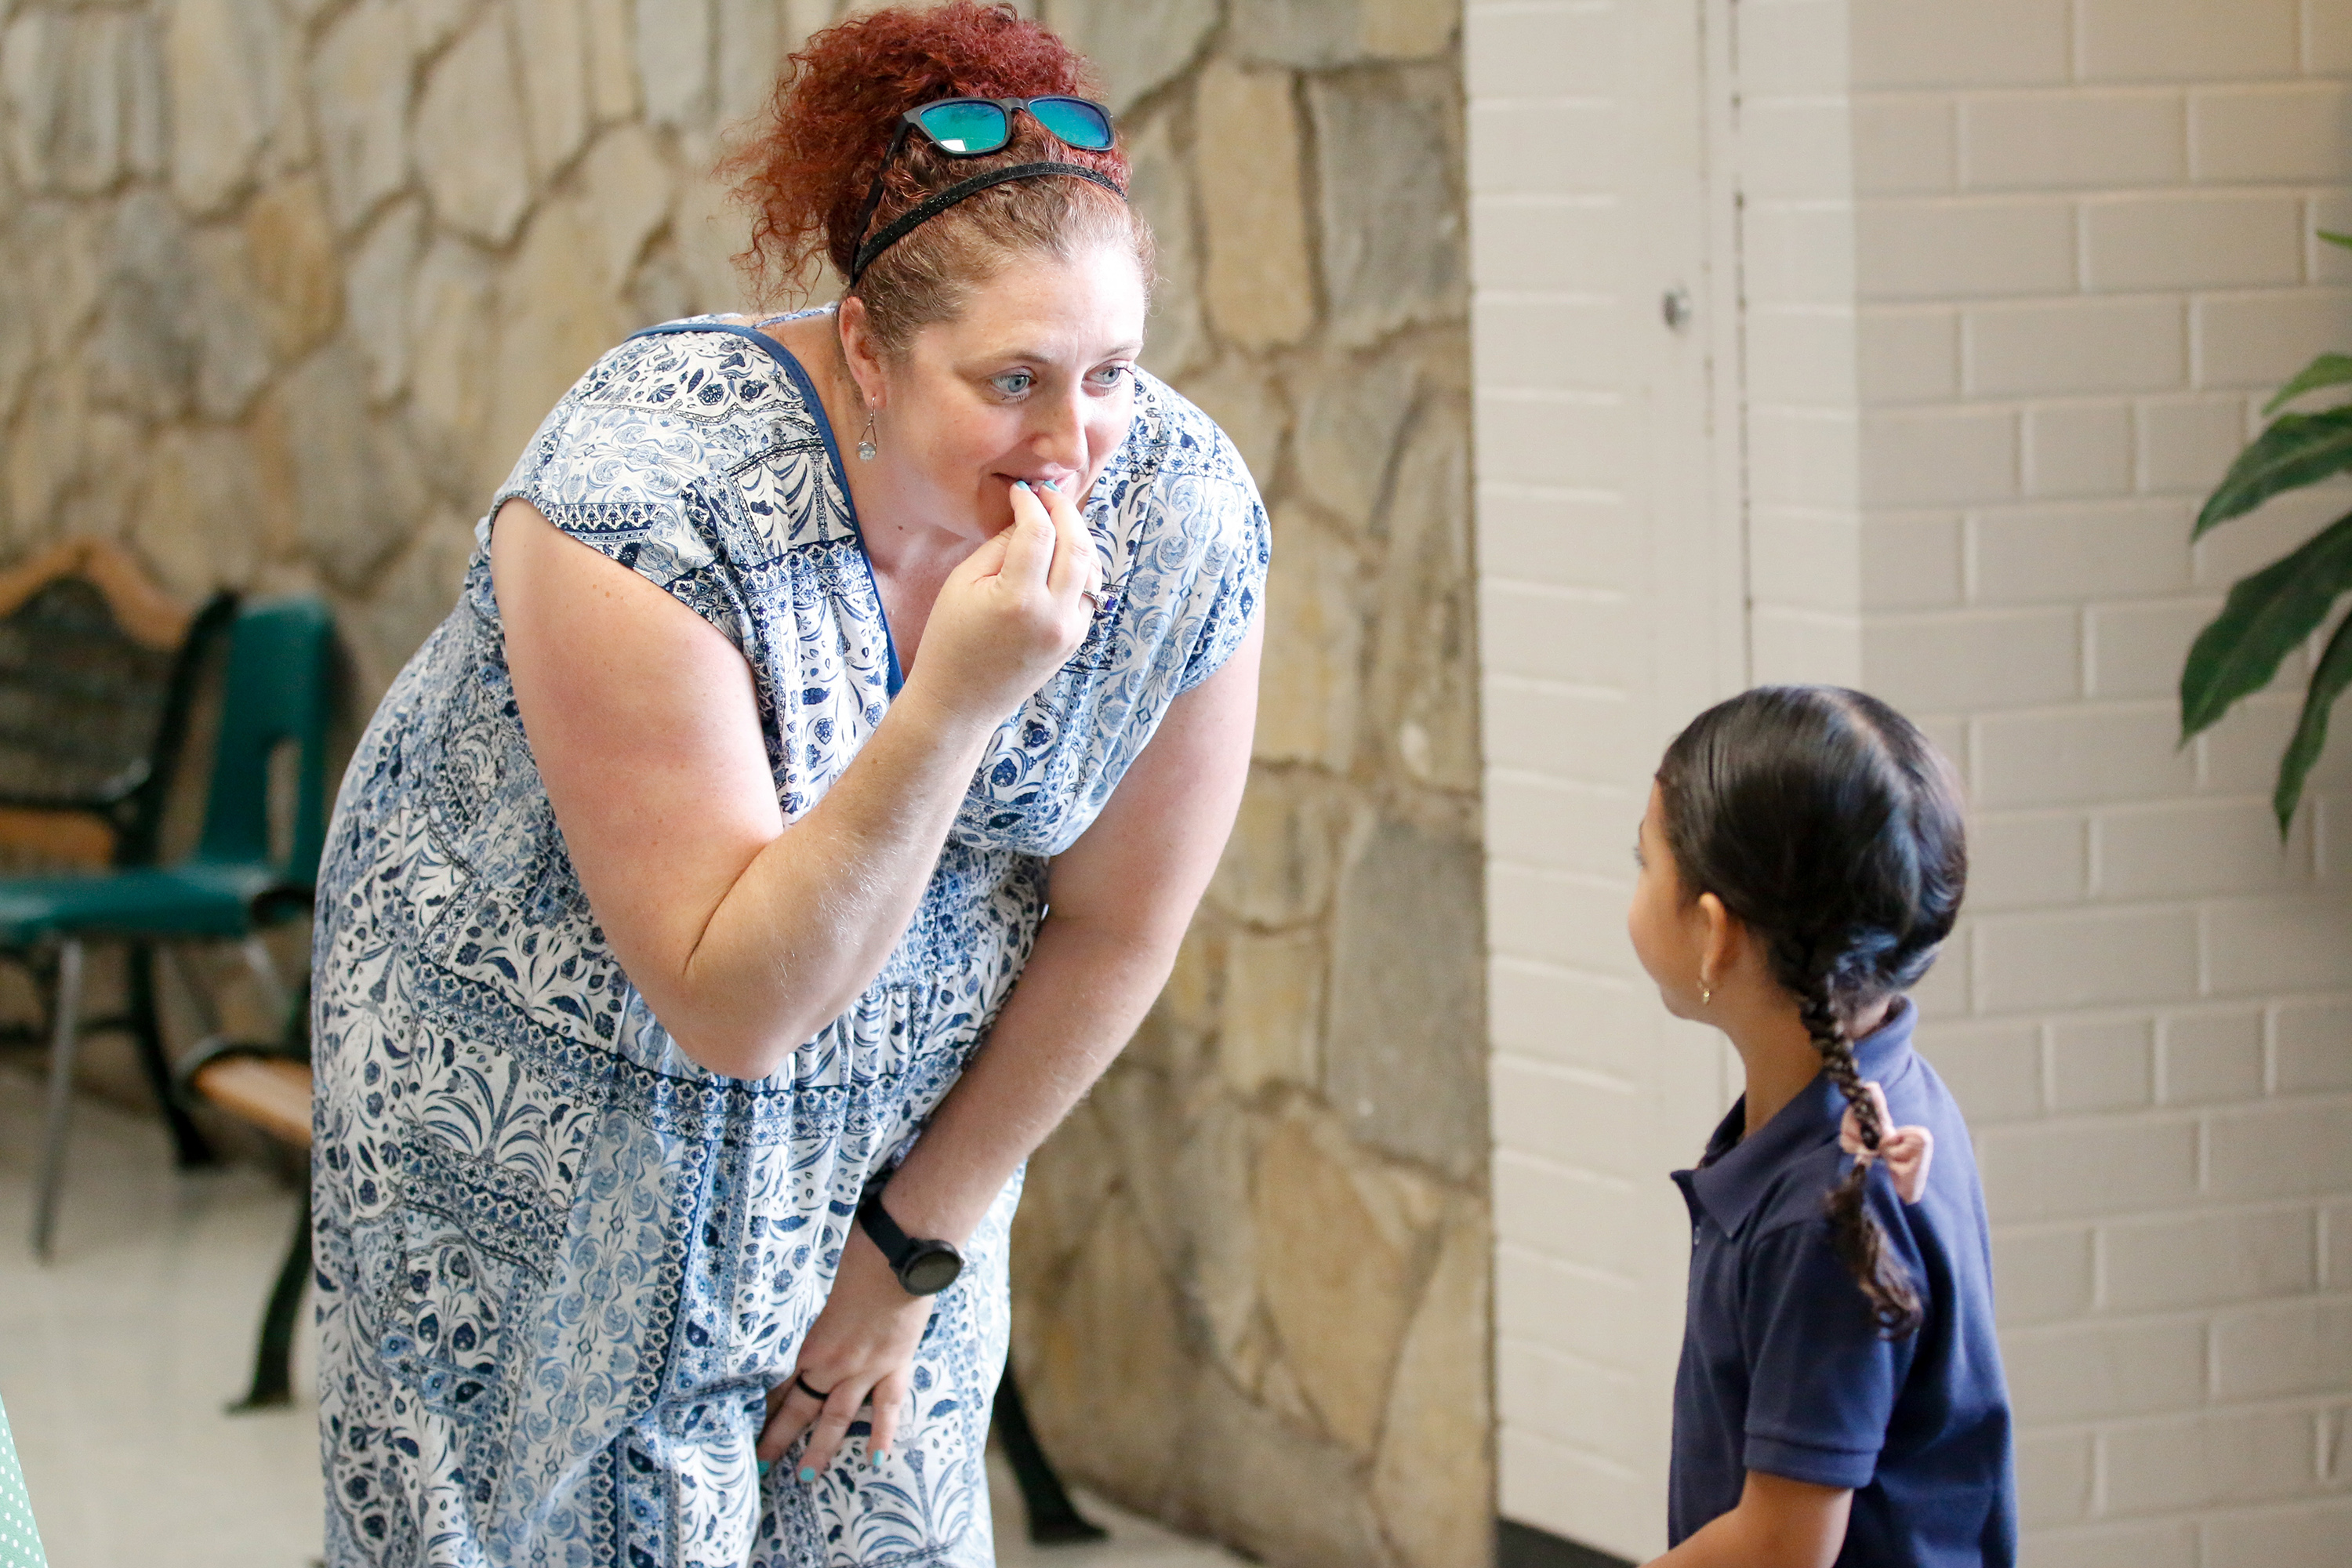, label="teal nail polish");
[757,1461,771,1477]
[798,1466,816,1483]
[1013,479,1030,491]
